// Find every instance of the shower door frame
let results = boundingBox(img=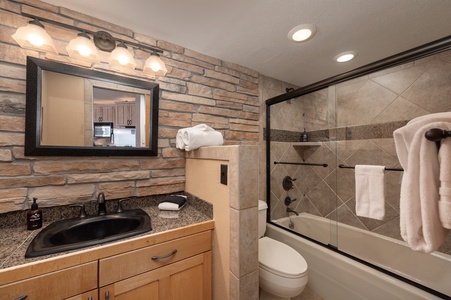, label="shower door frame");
[265,35,451,299]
